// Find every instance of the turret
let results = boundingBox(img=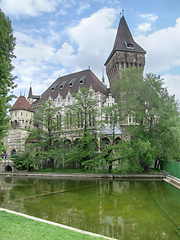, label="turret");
[105,15,146,87]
